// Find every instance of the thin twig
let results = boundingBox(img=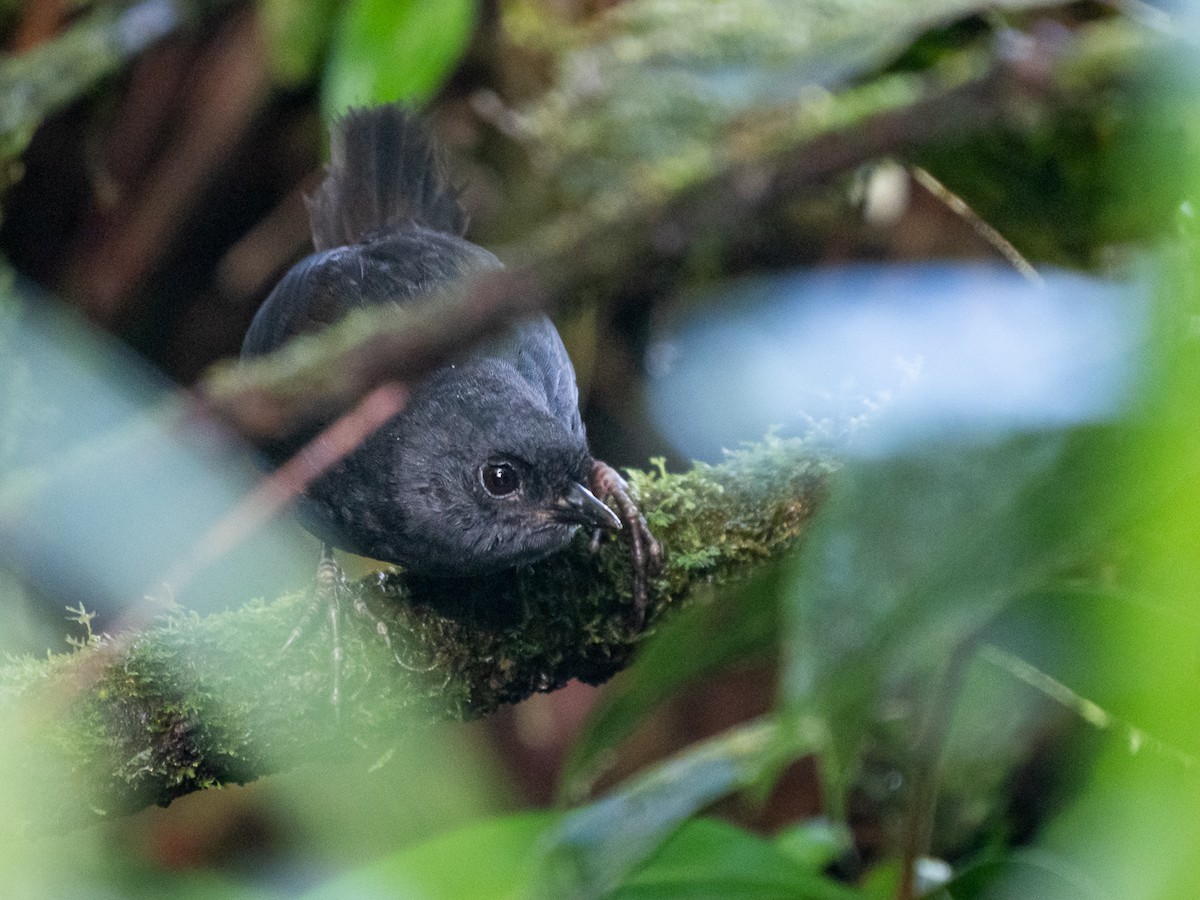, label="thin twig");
[911,166,1043,285]
[154,382,408,599]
